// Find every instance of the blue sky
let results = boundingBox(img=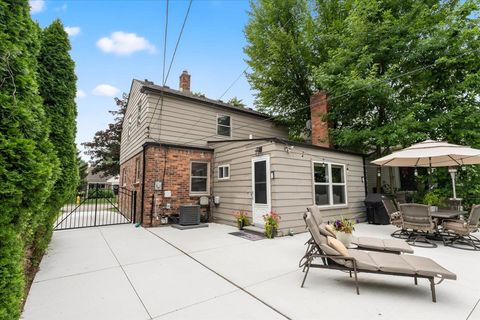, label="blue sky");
[30,0,254,157]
